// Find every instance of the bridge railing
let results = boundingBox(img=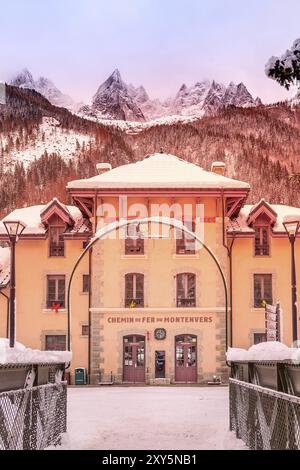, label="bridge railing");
[229,361,300,450]
[0,363,67,450]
